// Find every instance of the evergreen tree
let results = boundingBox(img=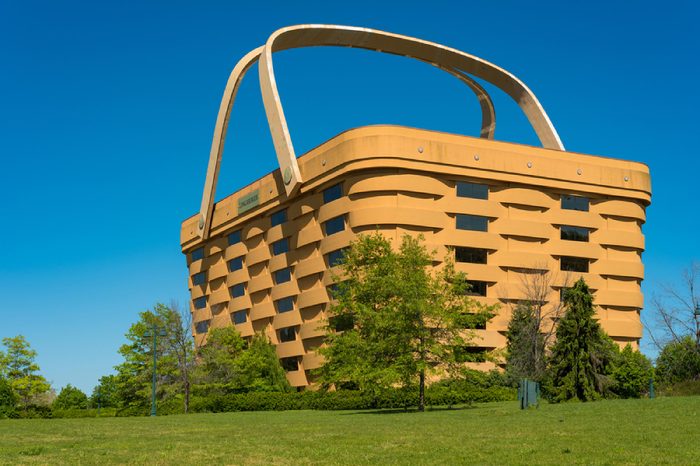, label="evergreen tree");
[90,375,118,408]
[53,384,88,410]
[505,302,545,383]
[546,278,616,402]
